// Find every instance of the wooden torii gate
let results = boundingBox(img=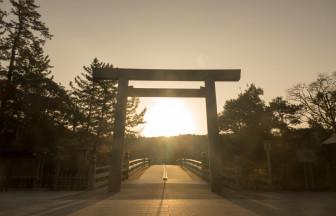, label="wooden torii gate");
[93,68,241,192]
